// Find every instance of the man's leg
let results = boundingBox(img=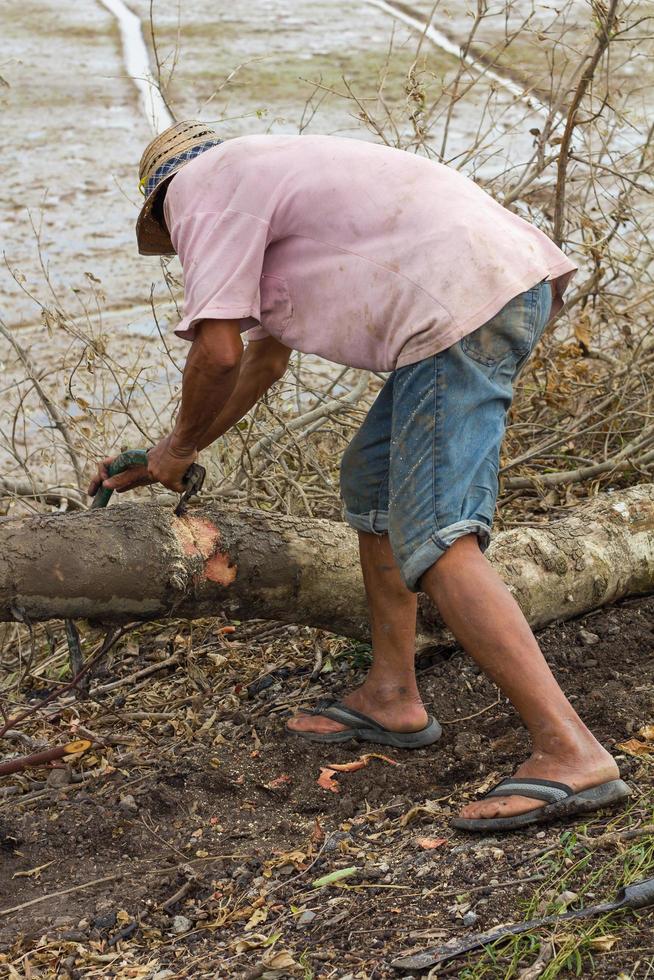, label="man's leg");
[422,534,618,820]
[286,530,428,735]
